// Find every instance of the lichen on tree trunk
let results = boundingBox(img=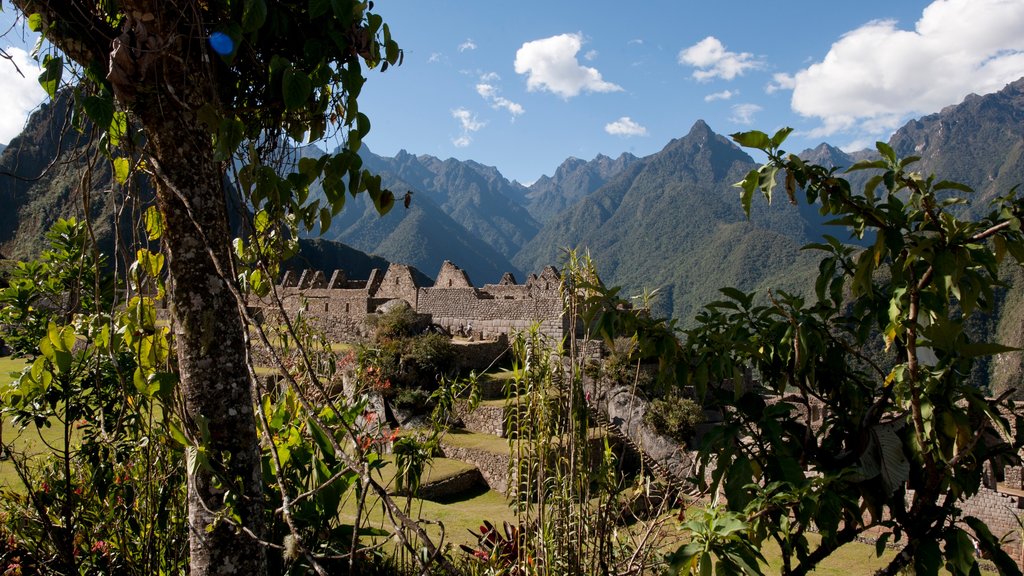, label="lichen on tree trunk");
[10,0,270,573]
